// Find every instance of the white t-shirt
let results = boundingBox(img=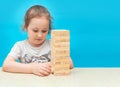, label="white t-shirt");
[8,40,51,63]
